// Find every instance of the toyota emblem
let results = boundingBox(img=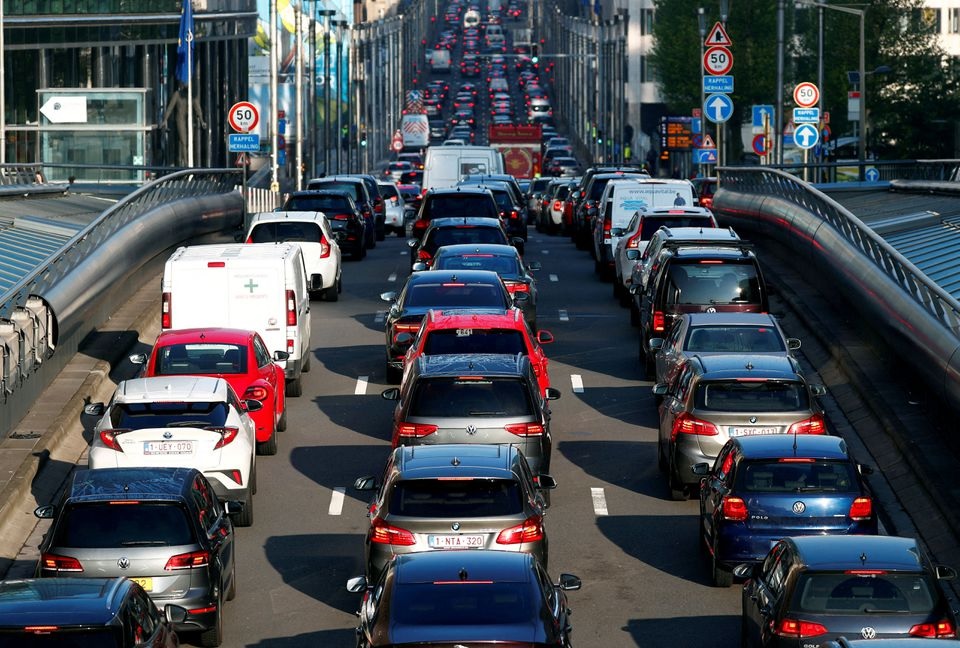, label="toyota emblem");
[117,557,130,569]
[860,627,877,640]
[792,501,806,514]
[163,431,173,440]
[465,424,477,436]
[451,522,460,531]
